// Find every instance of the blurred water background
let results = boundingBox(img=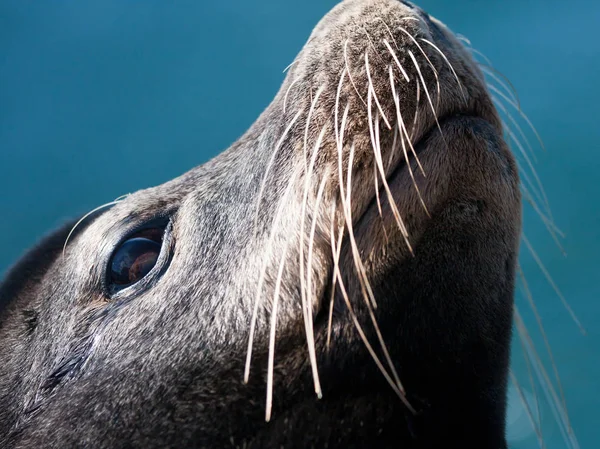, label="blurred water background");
[0,1,598,447]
